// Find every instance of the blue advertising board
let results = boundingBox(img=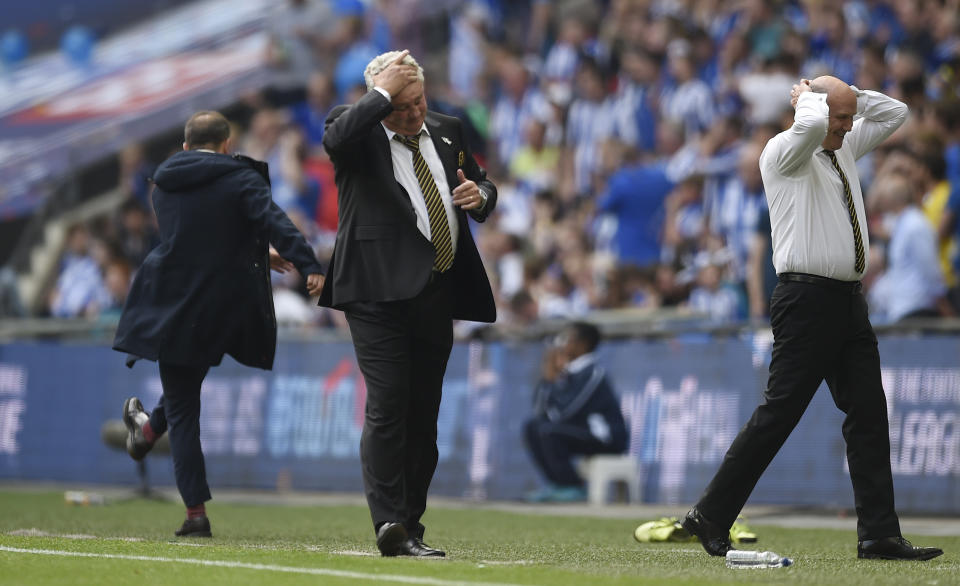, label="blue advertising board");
[0,334,958,512]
